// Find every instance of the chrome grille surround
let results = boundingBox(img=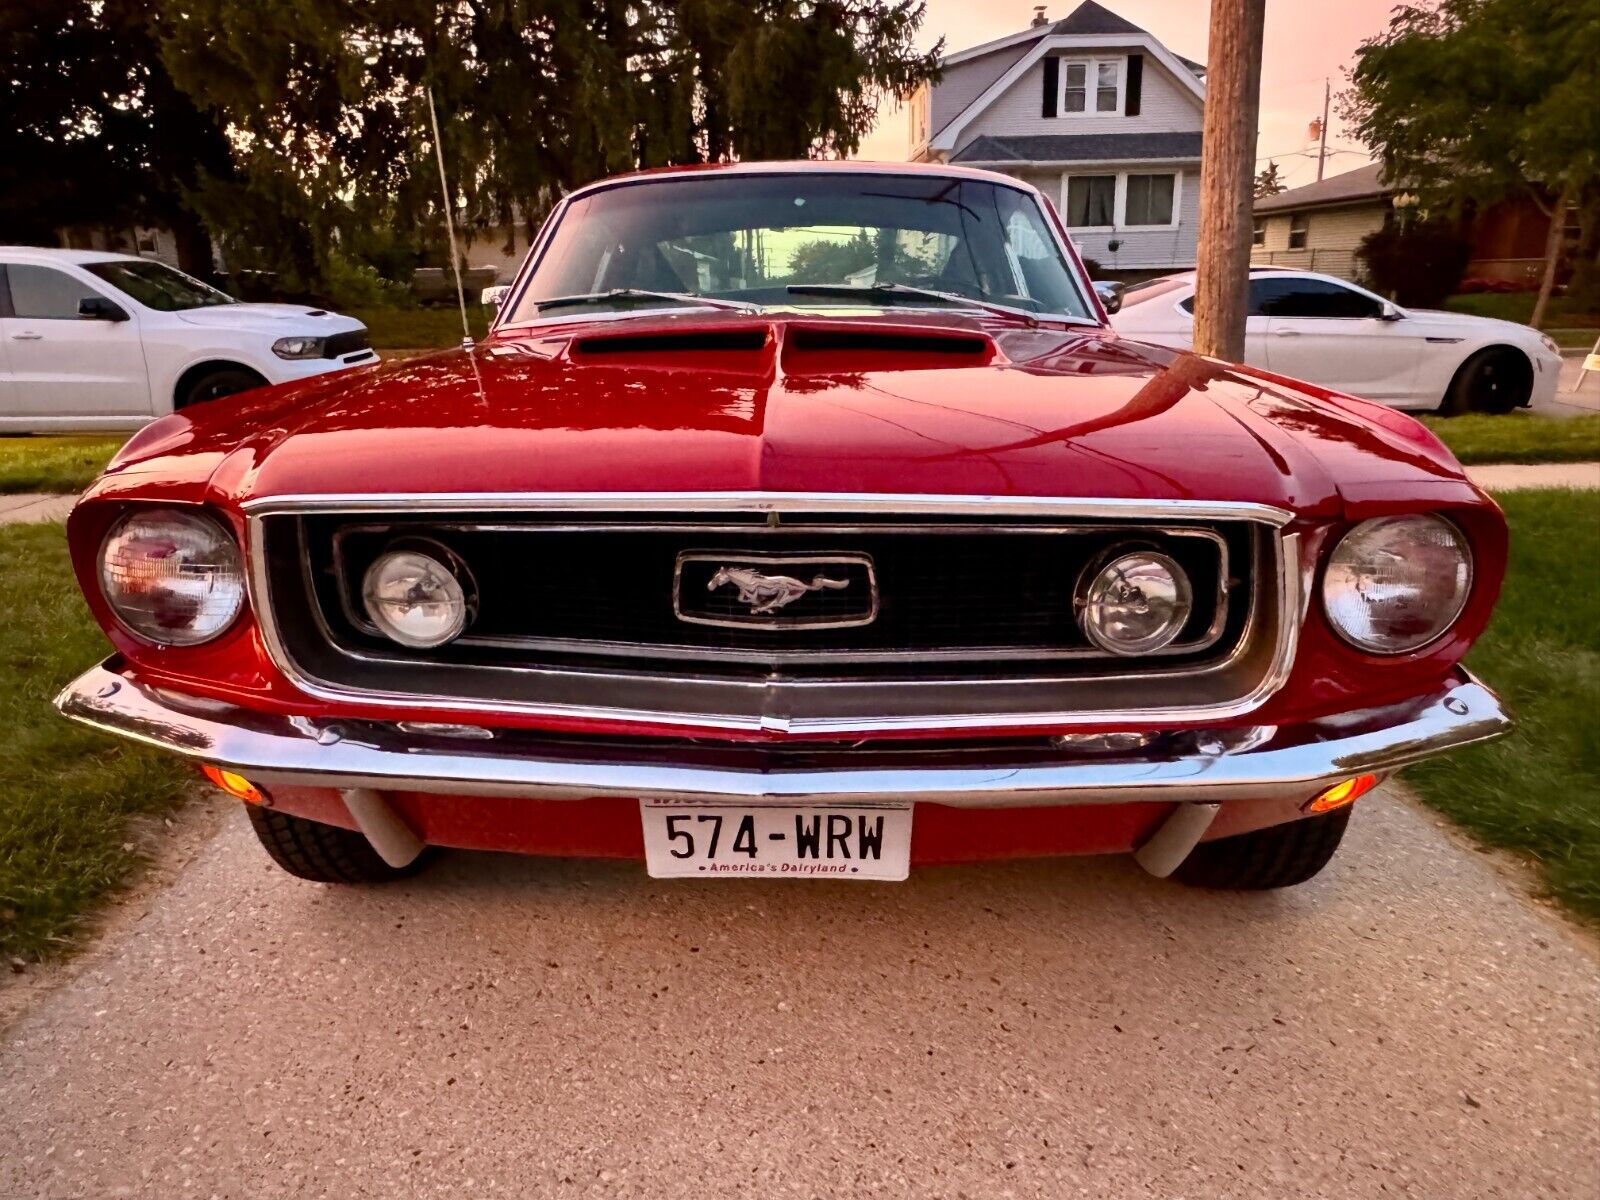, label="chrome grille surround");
[244,492,1300,735]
